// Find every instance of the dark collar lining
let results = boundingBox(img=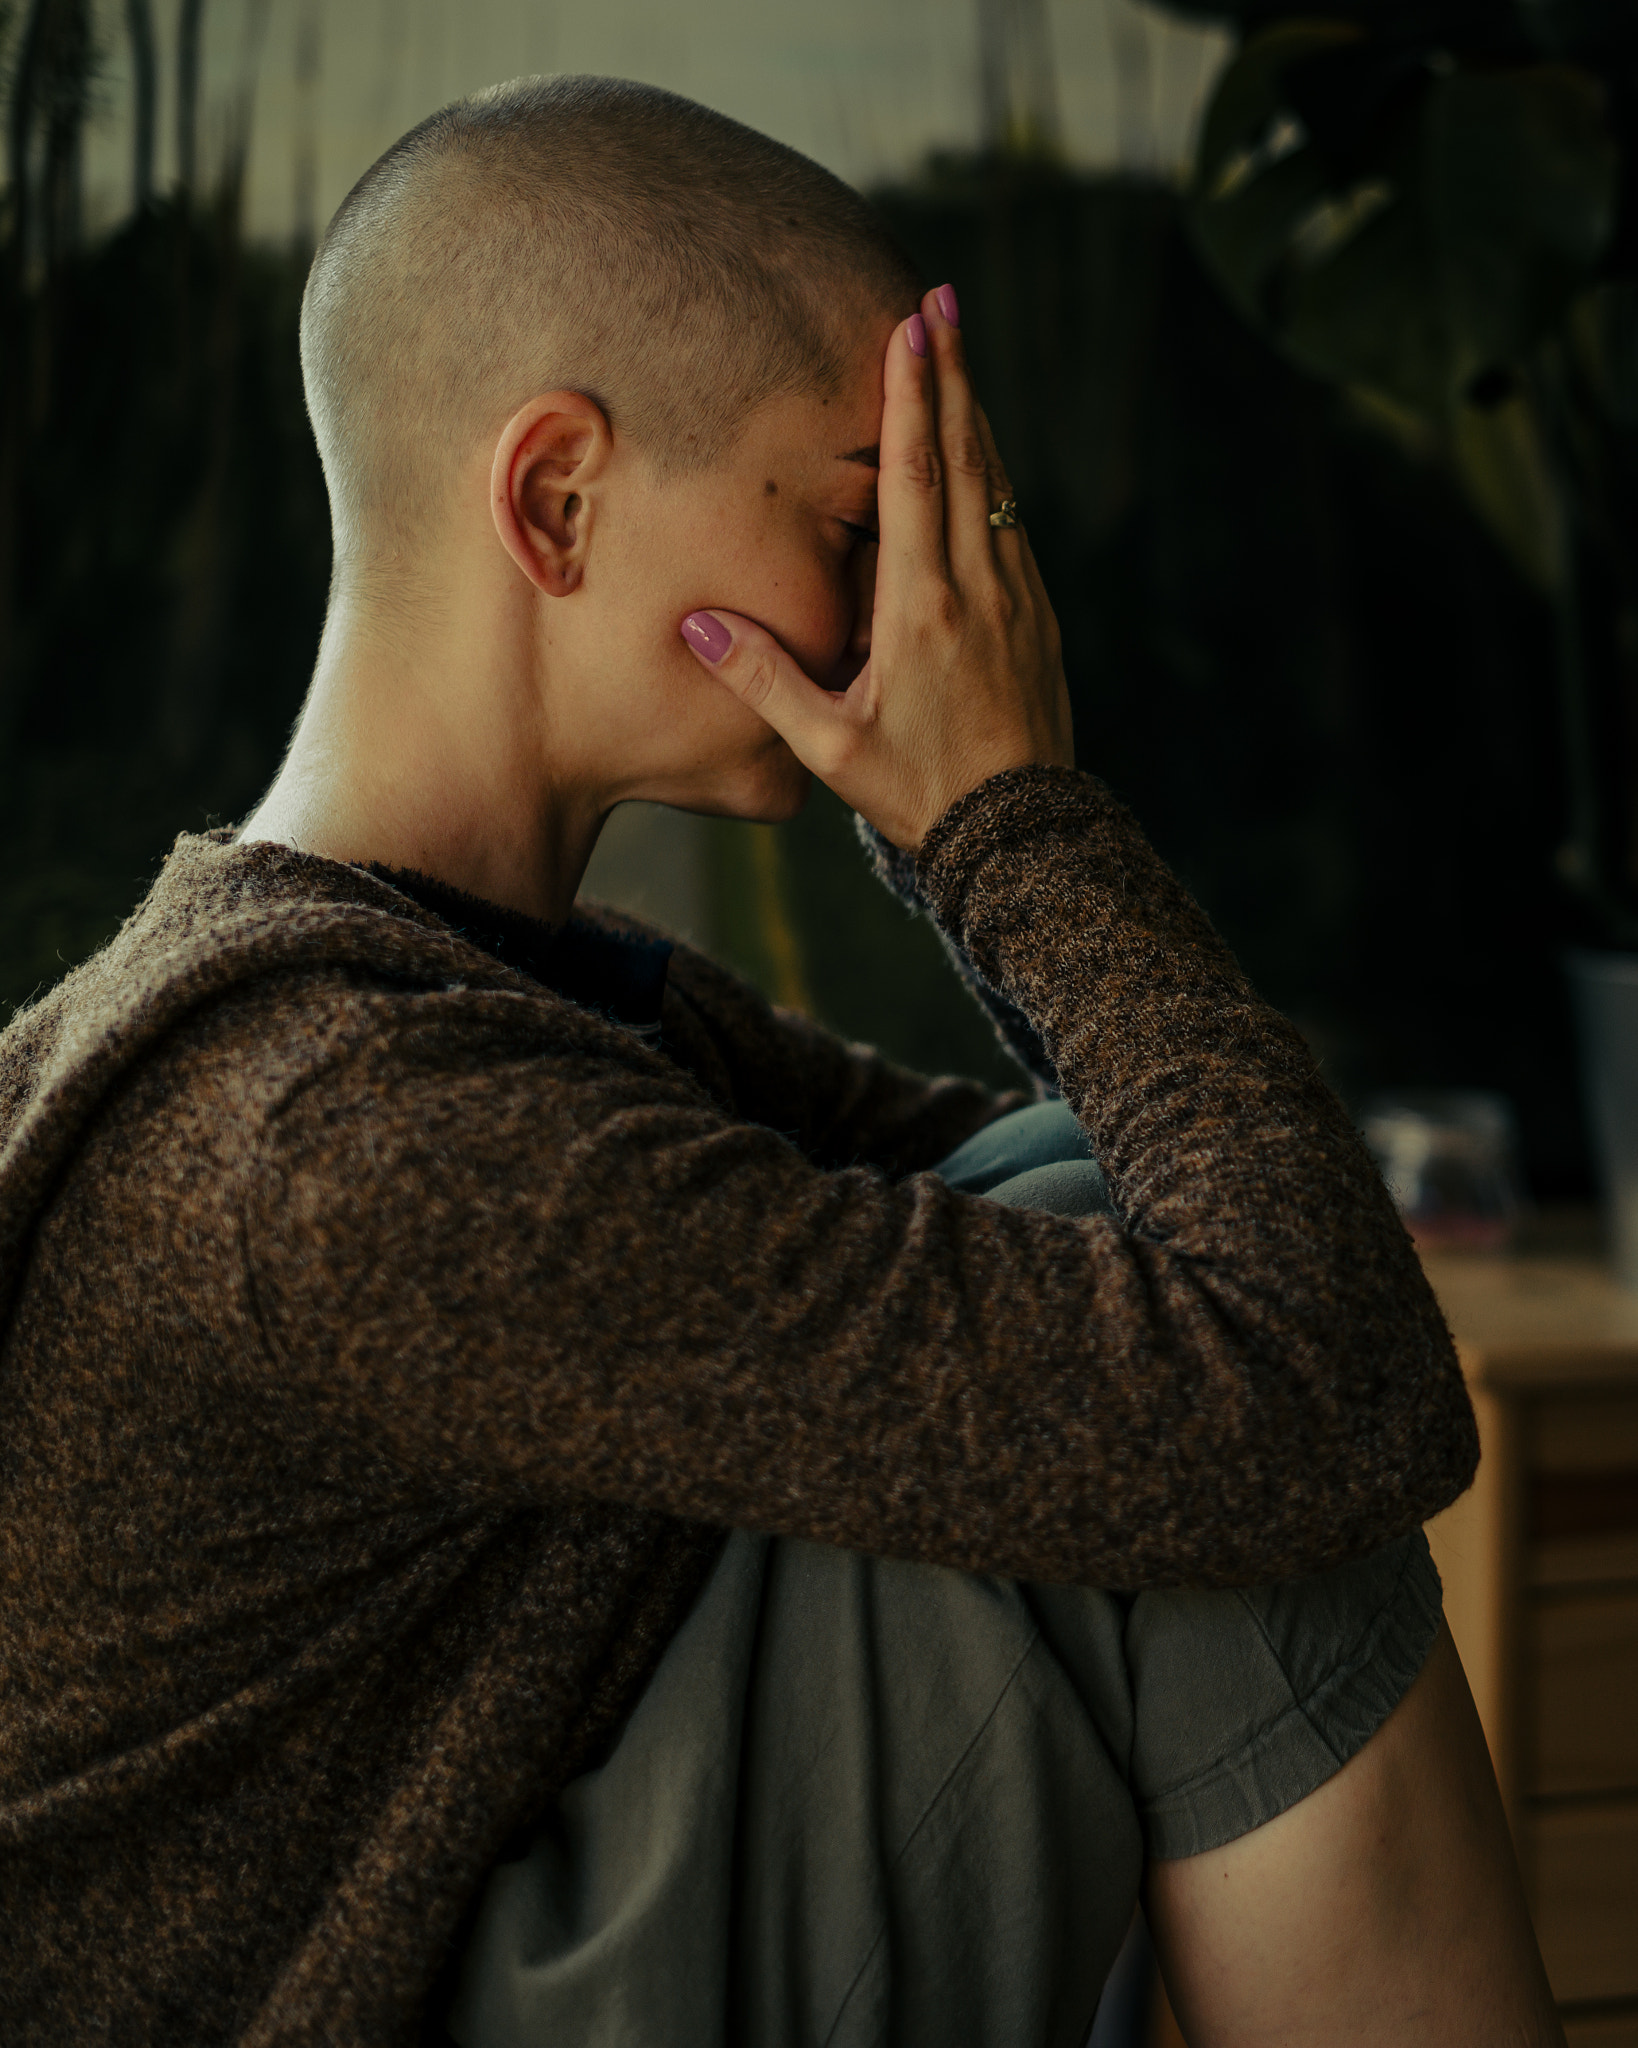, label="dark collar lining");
[366,863,672,1036]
